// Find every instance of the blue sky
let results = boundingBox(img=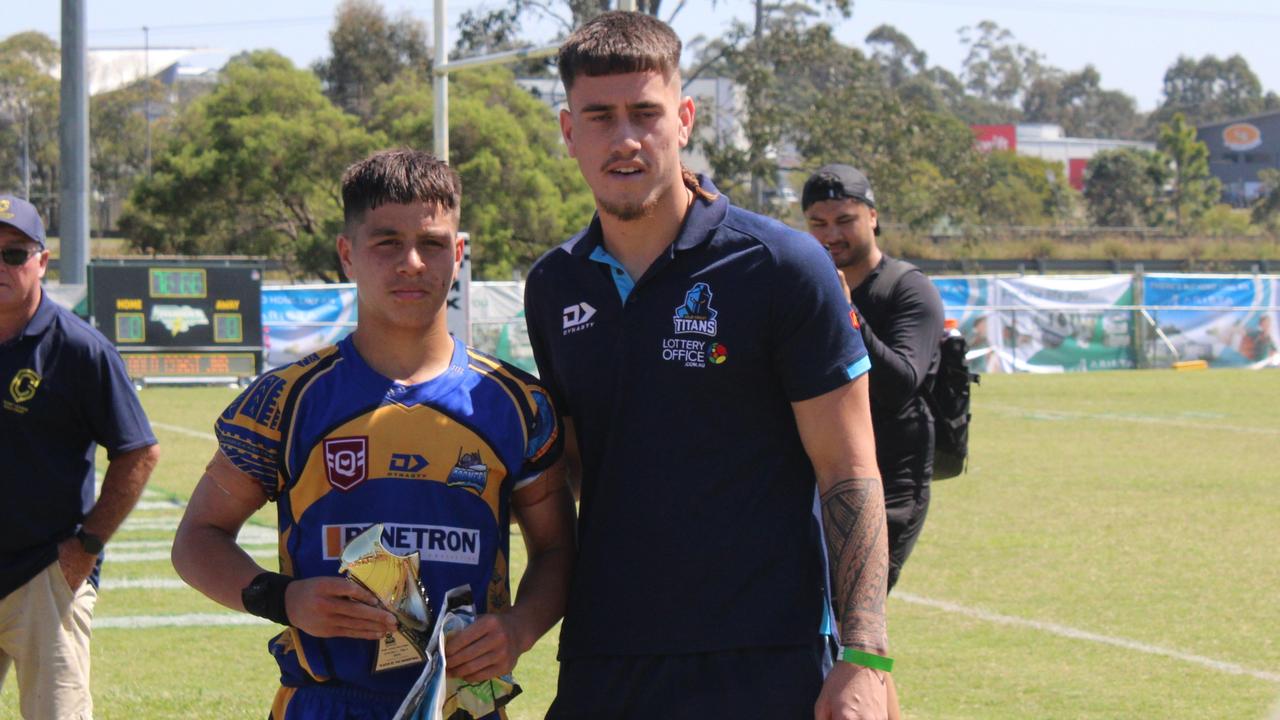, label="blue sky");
[6,0,1280,112]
